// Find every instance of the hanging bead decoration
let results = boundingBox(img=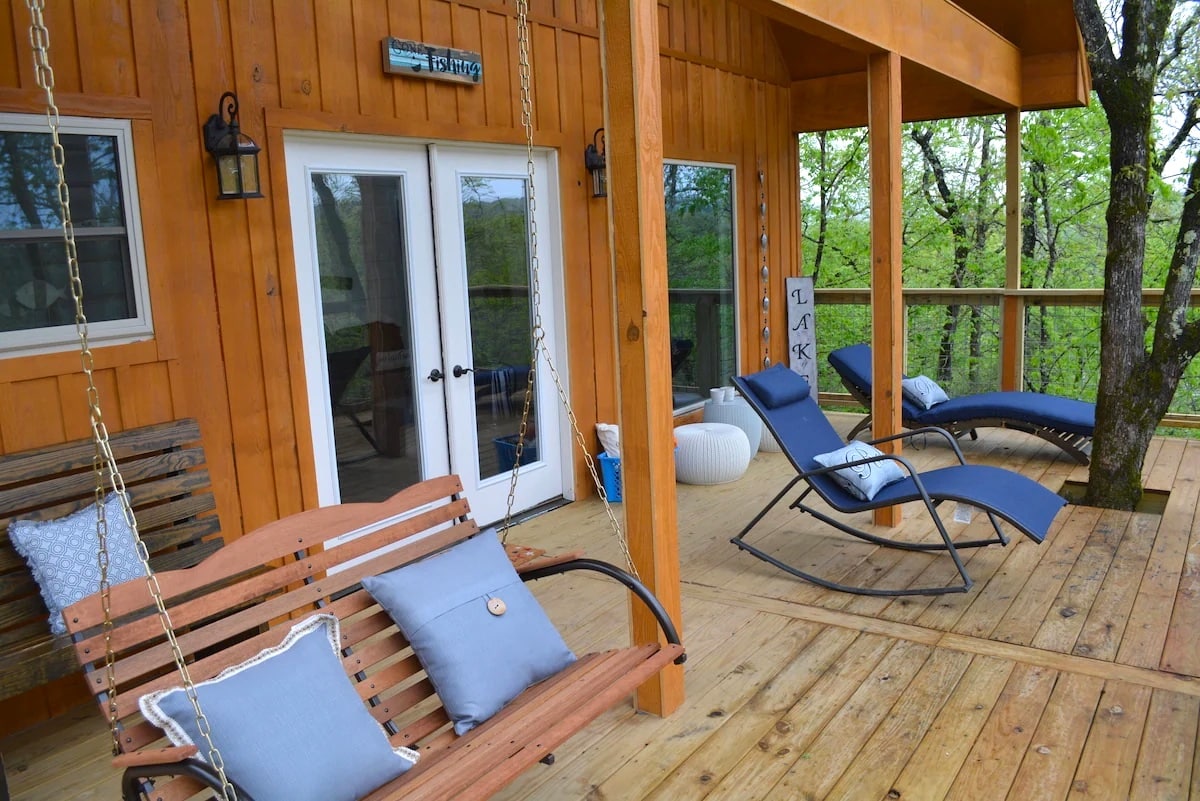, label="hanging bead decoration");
[758,168,771,368]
